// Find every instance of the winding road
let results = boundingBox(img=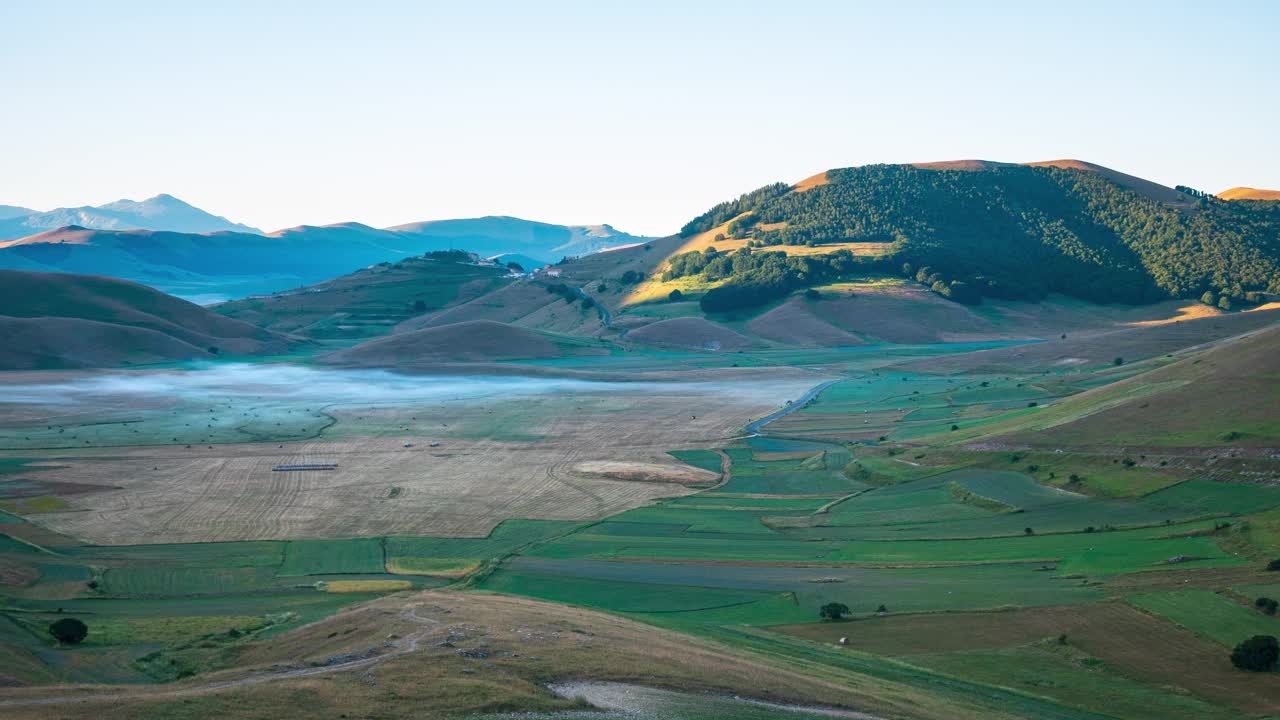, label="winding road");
[744,379,840,436]
[574,286,627,338]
